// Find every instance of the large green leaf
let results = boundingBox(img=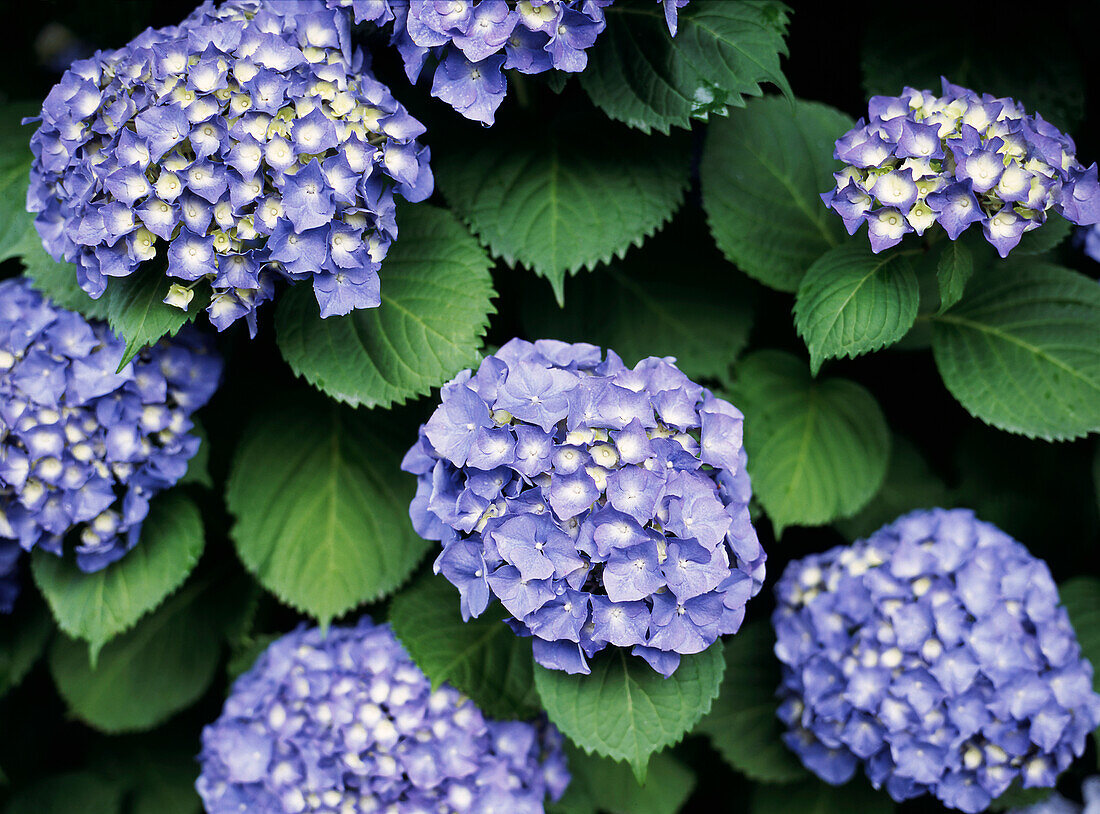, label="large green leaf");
[103,262,206,369]
[48,577,224,733]
[550,743,695,814]
[0,597,51,698]
[696,620,808,783]
[4,772,123,814]
[226,394,428,625]
[935,240,974,315]
[388,576,538,721]
[930,261,1100,441]
[21,242,111,320]
[702,97,853,292]
[833,435,953,541]
[534,645,725,781]
[1060,577,1100,694]
[435,120,690,303]
[519,237,756,381]
[580,1,792,134]
[31,491,204,663]
[276,204,495,408]
[0,160,33,264]
[794,243,918,373]
[731,350,891,534]
[752,778,894,814]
